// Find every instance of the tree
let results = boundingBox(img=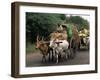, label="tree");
[66,16,89,30]
[26,12,66,44]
